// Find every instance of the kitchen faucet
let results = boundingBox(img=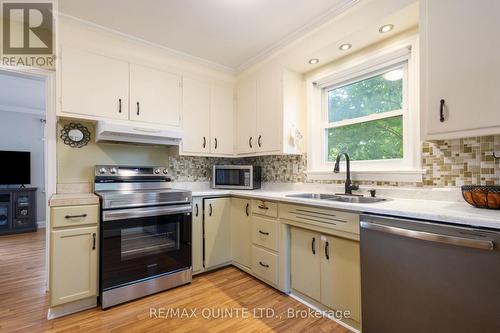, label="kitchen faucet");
[333,152,359,195]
